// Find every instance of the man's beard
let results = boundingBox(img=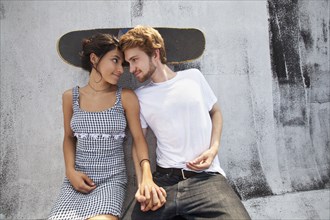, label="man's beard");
[139,59,157,83]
